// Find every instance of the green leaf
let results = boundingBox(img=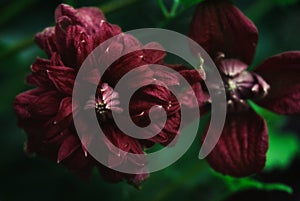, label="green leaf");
[249,101,300,171]
[248,101,286,127]
[274,0,299,6]
[214,174,293,195]
[265,129,300,171]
